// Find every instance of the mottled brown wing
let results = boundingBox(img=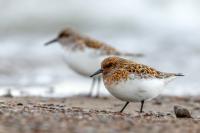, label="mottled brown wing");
[124,63,176,79]
[83,37,118,55]
[83,38,144,57]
